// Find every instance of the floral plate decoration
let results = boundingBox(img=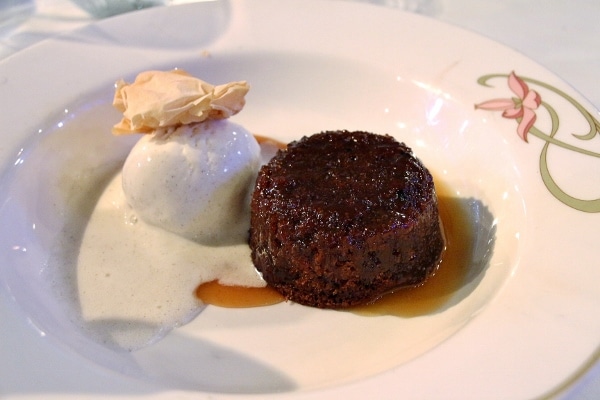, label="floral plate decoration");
[475,71,600,212]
